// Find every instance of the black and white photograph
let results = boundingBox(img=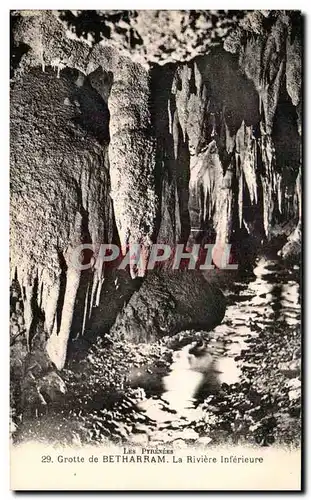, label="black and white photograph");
[9,9,302,491]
